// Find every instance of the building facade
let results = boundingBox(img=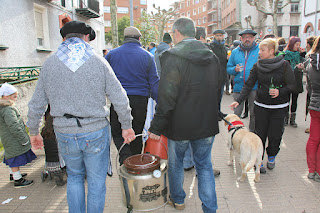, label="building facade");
[103,0,147,32]
[221,0,302,44]
[300,0,320,47]
[174,0,219,38]
[0,0,105,67]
